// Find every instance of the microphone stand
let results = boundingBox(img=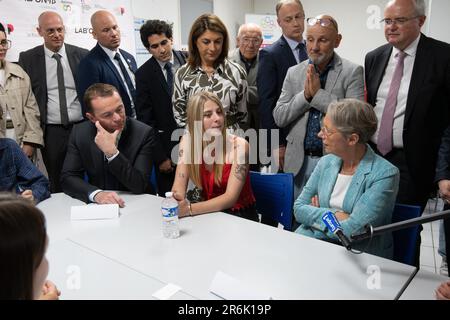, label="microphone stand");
[351,209,450,242]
